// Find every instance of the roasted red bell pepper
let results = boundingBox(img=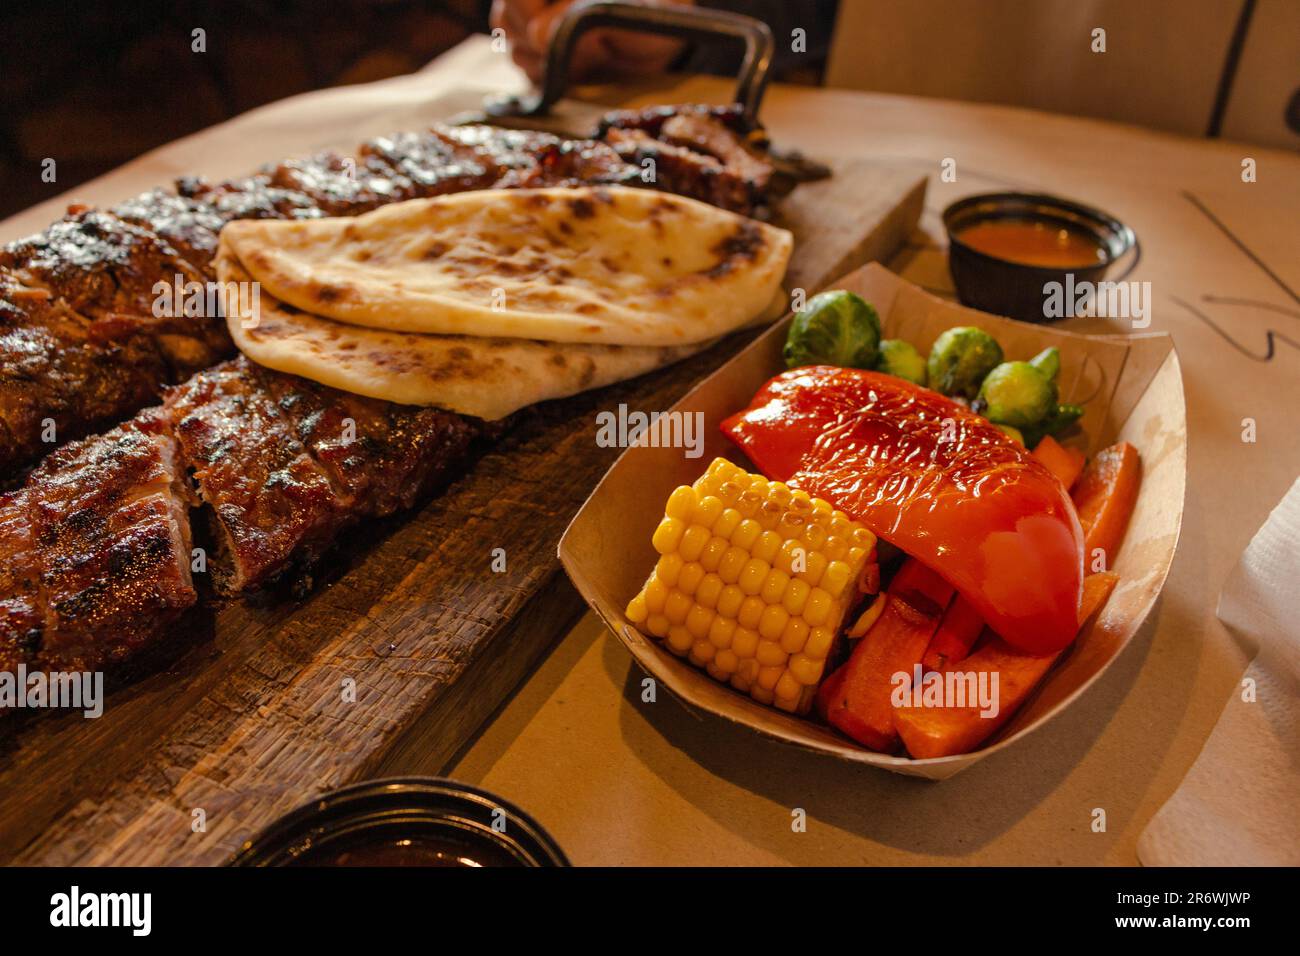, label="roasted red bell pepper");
[722,366,1085,654]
